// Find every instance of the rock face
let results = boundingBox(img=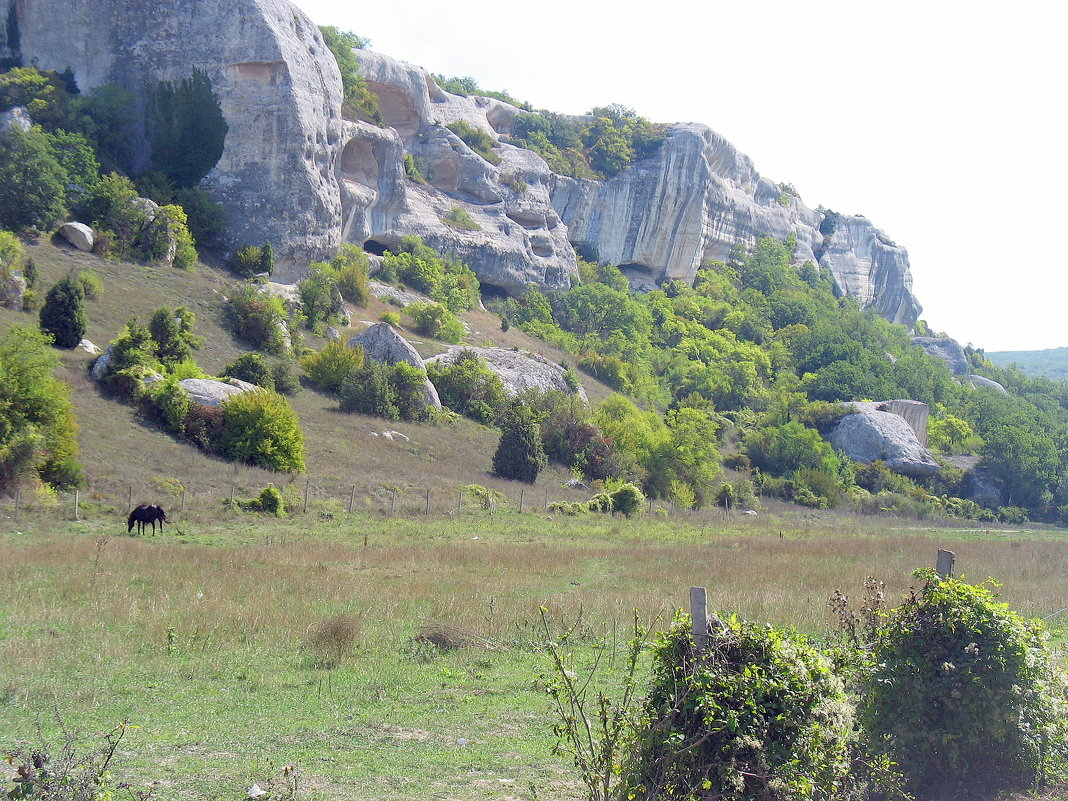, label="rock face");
[349,322,442,410]
[342,51,577,294]
[59,222,94,252]
[6,0,922,321]
[5,0,343,275]
[844,400,930,447]
[912,336,969,375]
[425,346,588,402]
[828,407,940,478]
